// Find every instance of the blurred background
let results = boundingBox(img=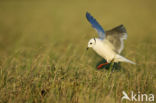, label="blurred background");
[0,0,156,55]
[0,0,156,103]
